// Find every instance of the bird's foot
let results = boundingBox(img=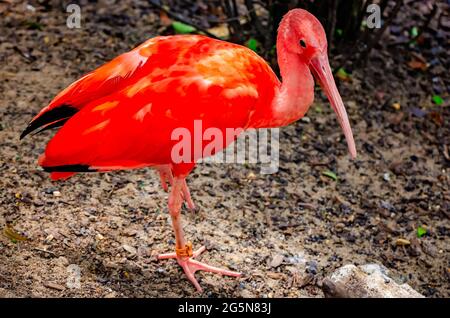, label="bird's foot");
[157,242,241,292]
